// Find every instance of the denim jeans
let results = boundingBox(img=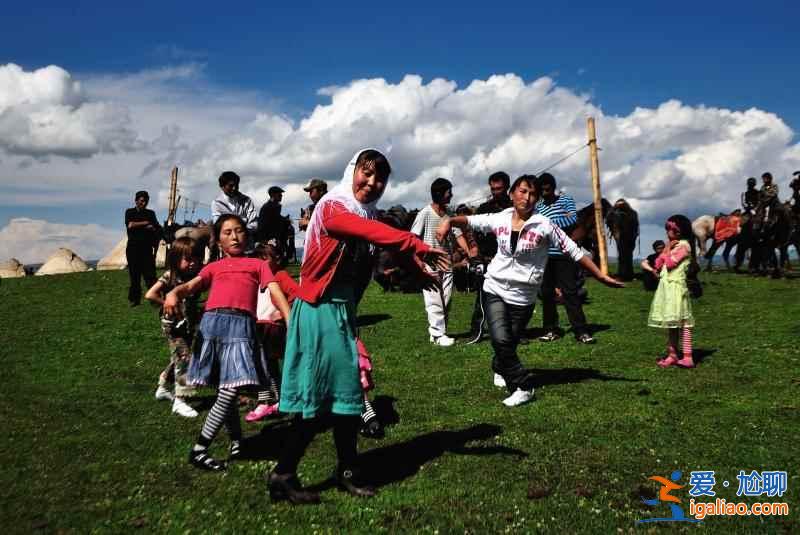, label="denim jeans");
[482,290,536,393]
